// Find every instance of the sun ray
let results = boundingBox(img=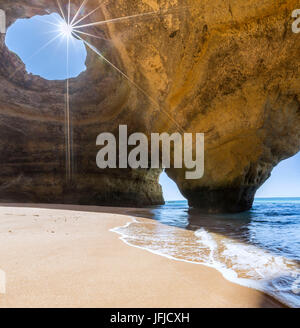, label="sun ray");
[34,16,61,28]
[43,28,66,36]
[70,0,89,25]
[52,12,66,25]
[9,33,63,79]
[68,0,71,25]
[31,32,64,55]
[72,1,105,27]
[73,28,111,42]
[56,0,66,21]
[74,6,188,29]
[53,32,67,52]
[73,32,185,133]
[65,34,72,182]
